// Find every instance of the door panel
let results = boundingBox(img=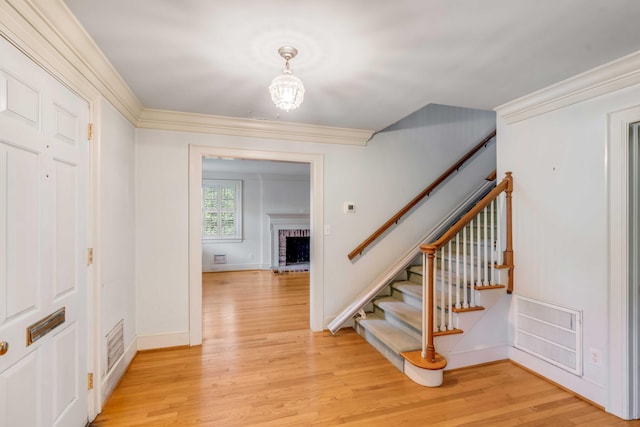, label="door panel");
[0,36,89,427]
[0,69,40,128]
[6,145,40,319]
[53,322,79,425]
[0,352,39,427]
[54,160,78,299]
